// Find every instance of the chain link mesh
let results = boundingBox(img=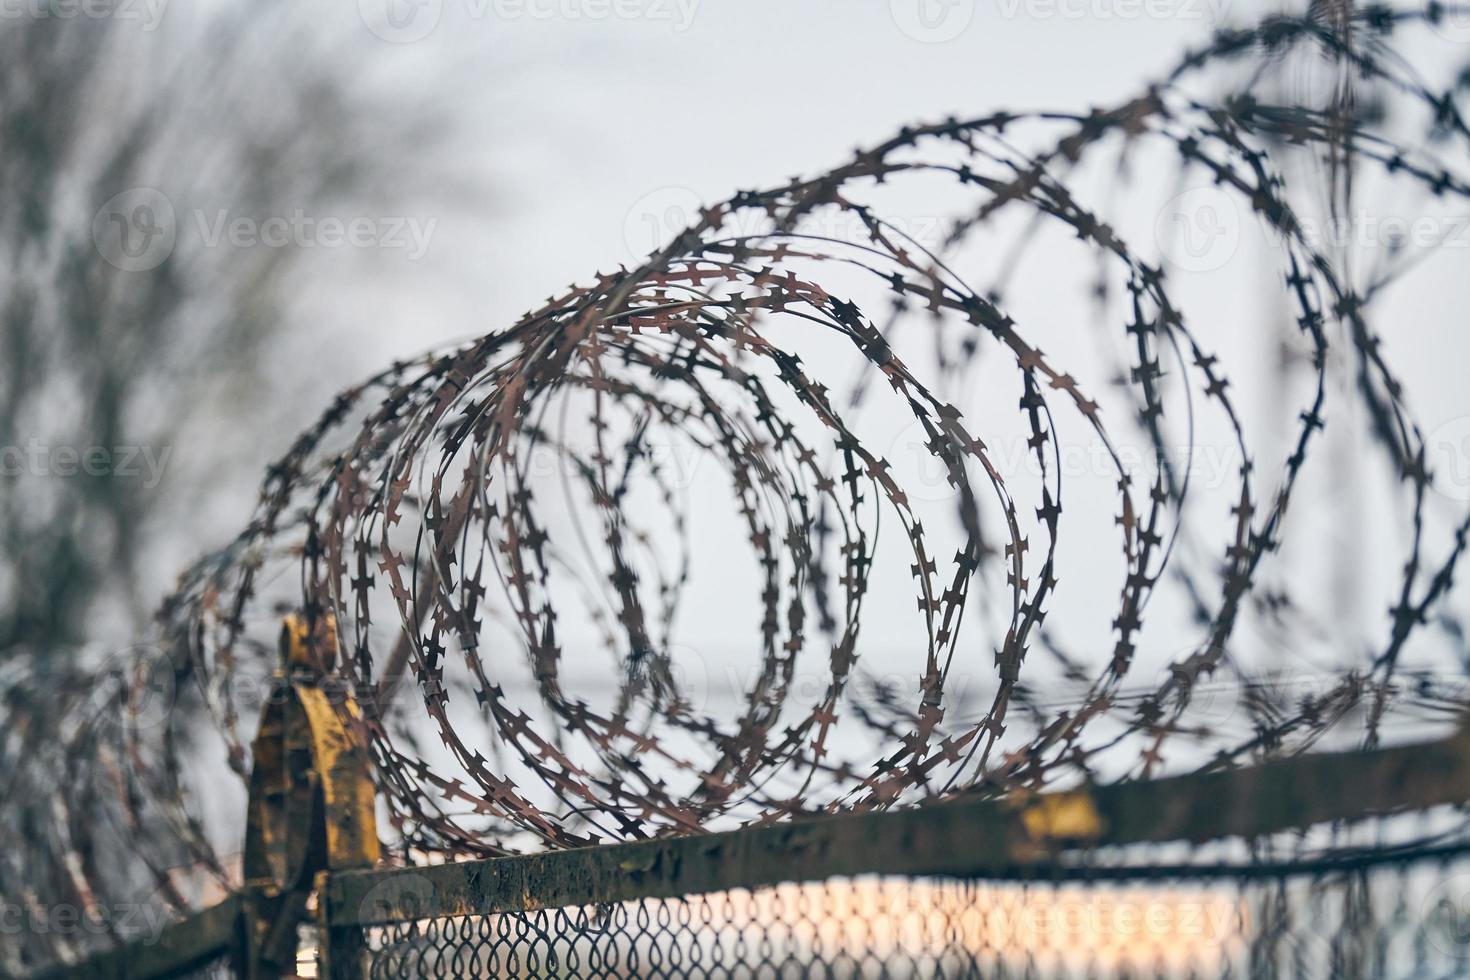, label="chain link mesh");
[350,850,1470,979]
